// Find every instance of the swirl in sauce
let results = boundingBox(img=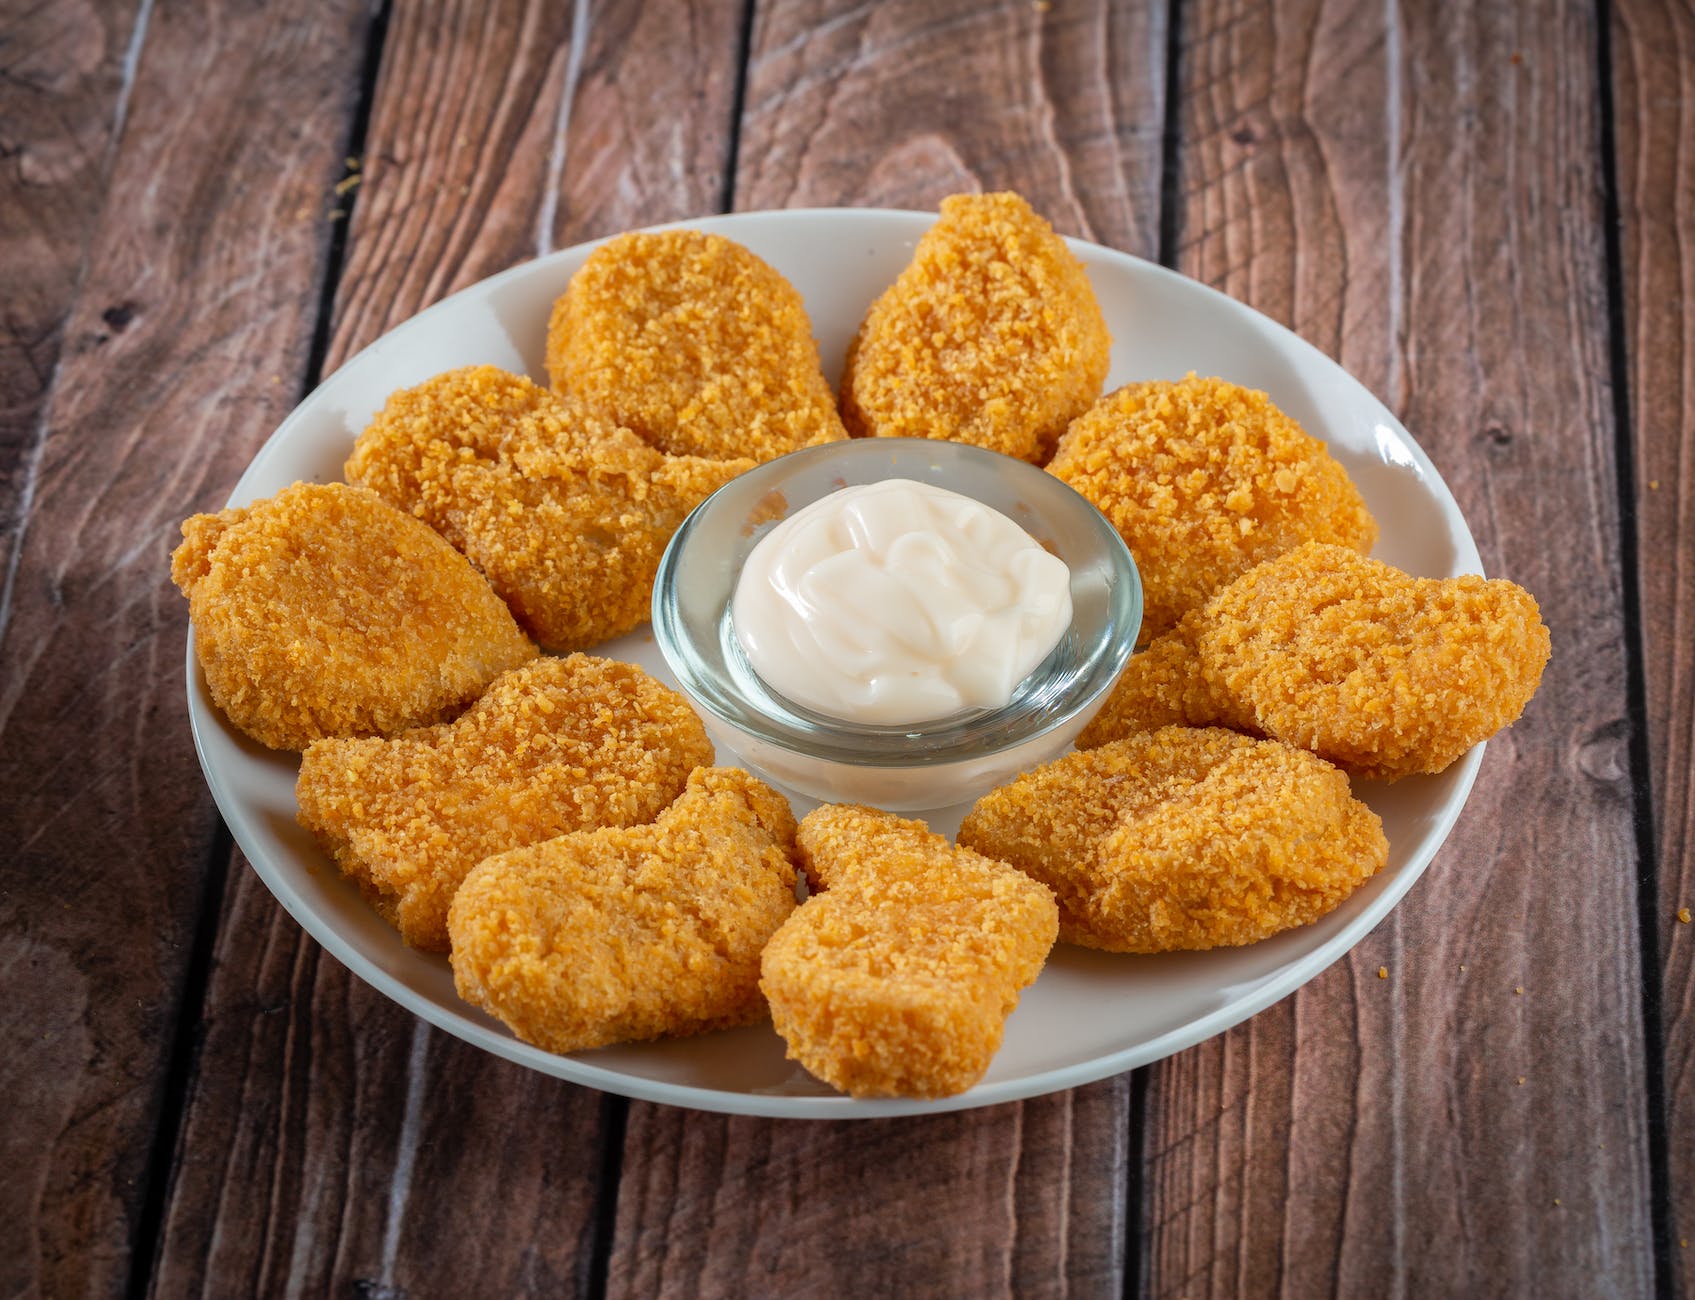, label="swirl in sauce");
[731,480,1072,726]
